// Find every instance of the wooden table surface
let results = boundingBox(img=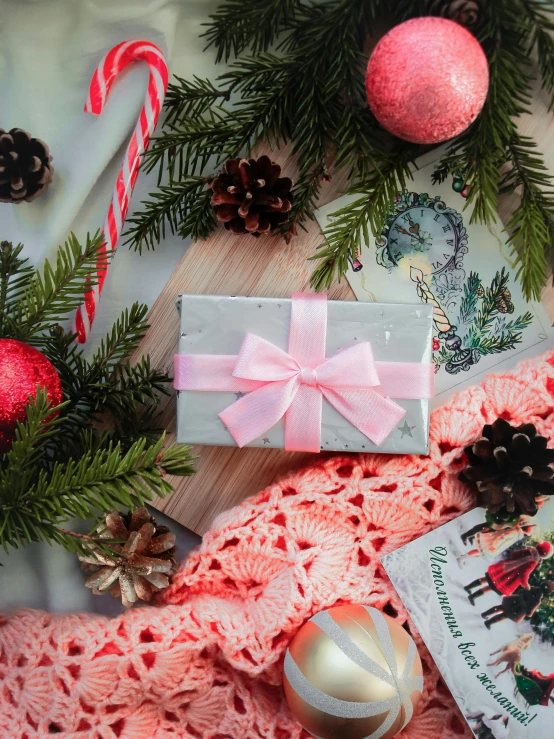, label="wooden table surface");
[137,83,554,537]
